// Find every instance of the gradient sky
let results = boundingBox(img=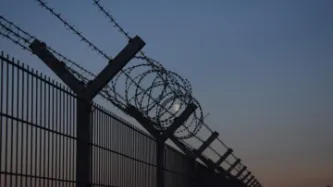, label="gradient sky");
[1,0,333,187]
